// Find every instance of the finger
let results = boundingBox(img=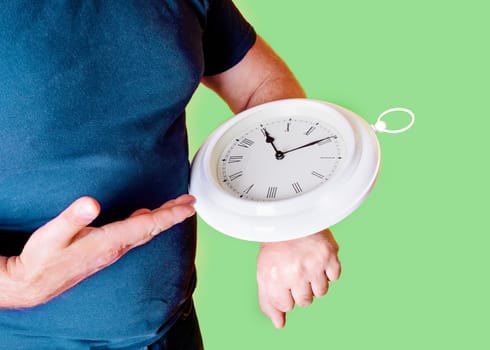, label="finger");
[105,200,195,242]
[159,194,196,210]
[73,199,196,268]
[311,272,329,297]
[72,226,97,242]
[32,197,100,248]
[326,257,342,281]
[129,208,151,217]
[147,198,196,236]
[266,286,295,313]
[258,286,286,329]
[130,194,194,217]
[291,283,314,307]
